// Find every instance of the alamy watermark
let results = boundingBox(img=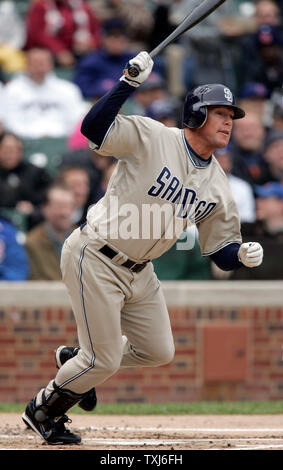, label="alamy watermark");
[90,196,197,250]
